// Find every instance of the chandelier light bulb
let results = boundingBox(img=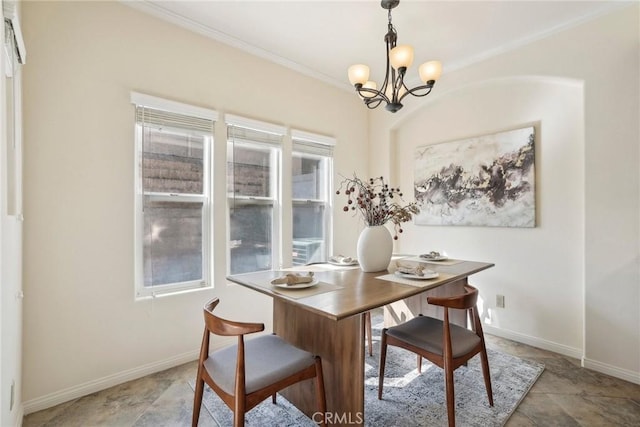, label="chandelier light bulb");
[362,81,378,98]
[389,45,414,70]
[419,60,442,83]
[348,64,370,86]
